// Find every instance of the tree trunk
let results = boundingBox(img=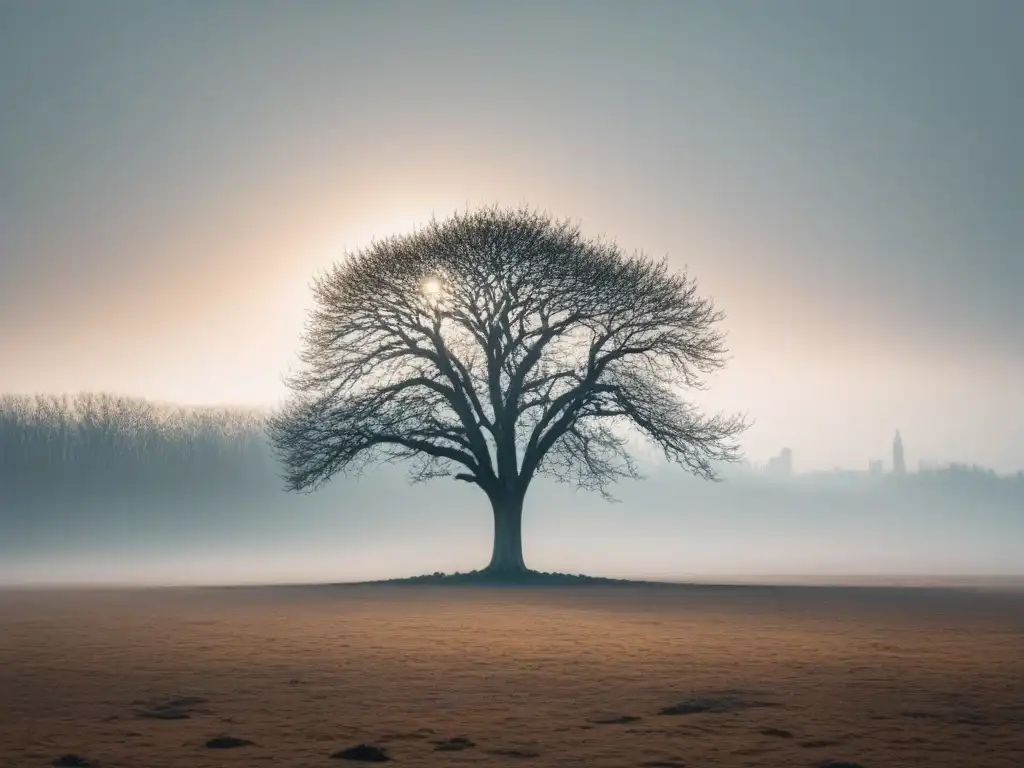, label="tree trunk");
[485,493,527,575]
